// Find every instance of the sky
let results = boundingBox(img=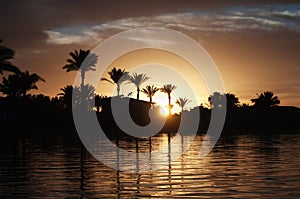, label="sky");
[1,0,300,107]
